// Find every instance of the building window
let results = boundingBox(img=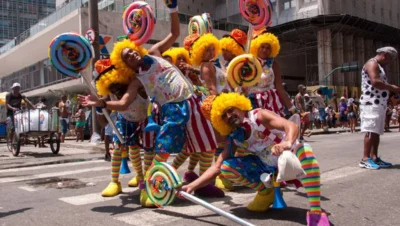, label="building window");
[284,2,290,9]
[284,0,296,10]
